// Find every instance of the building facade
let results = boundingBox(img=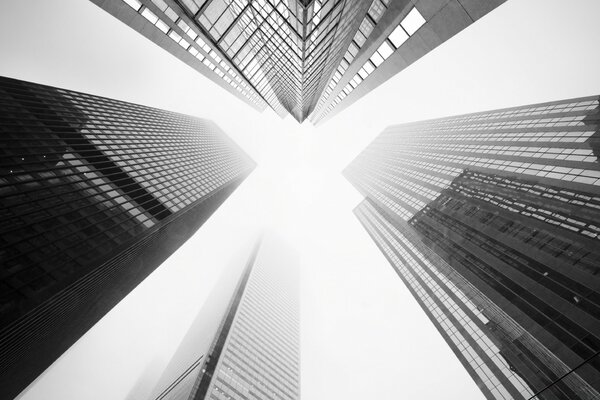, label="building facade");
[90,0,505,124]
[346,95,600,399]
[0,76,255,400]
[152,236,300,400]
